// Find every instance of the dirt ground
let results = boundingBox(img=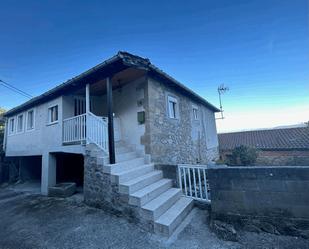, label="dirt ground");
[0,187,308,249]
